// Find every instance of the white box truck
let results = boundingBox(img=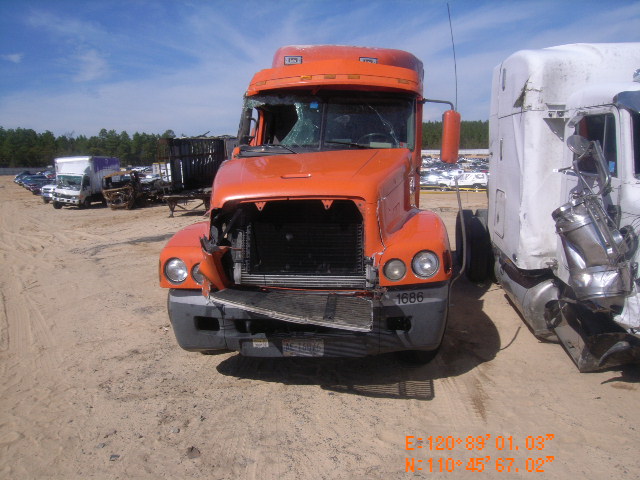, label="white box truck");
[461,43,640,371]
[52,156,120,209]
